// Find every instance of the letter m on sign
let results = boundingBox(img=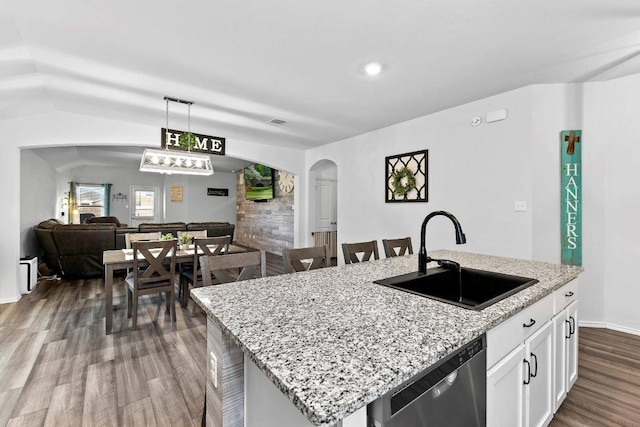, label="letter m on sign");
[561,130,582,266]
